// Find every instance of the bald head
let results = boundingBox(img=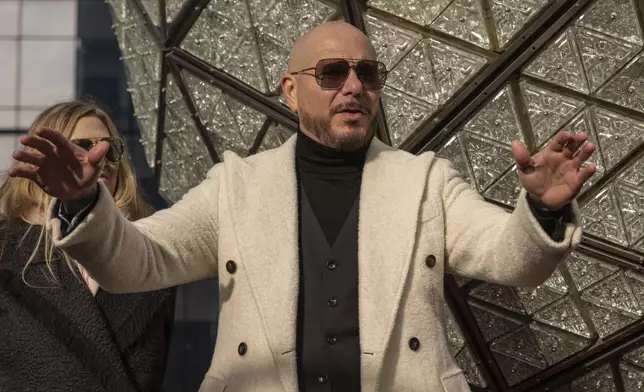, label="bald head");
[287,21,377,72]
